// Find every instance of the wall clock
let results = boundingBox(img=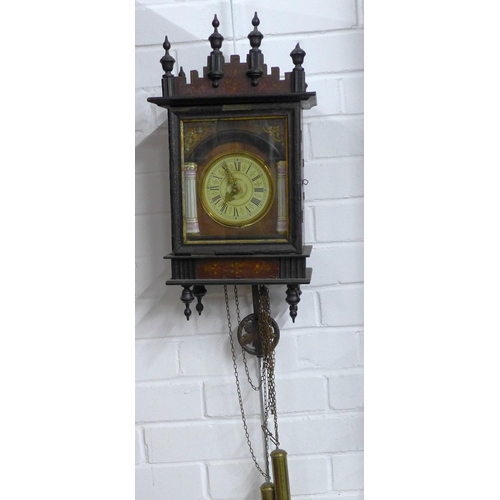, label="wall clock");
[148,14,316,321]
[148,12,317,500]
